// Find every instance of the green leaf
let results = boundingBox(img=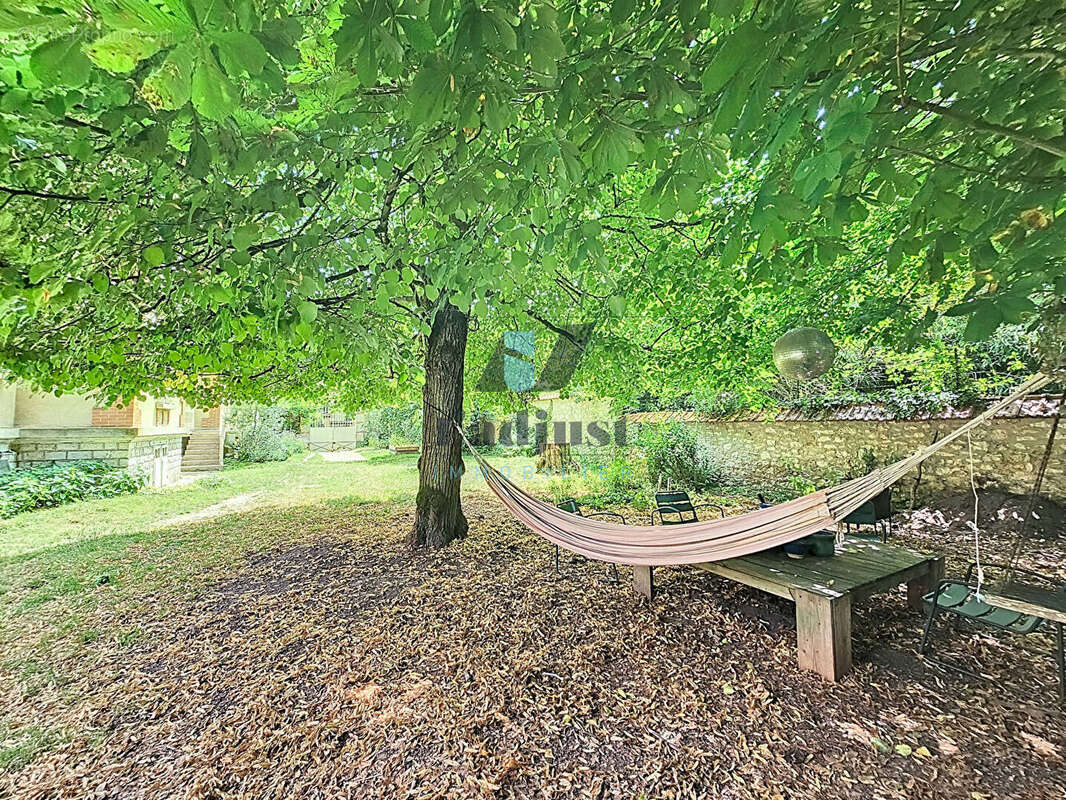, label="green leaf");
[429,0,452,36]
[215,31,270,76]
[608,296,627,316]
[31,36,92,87]
[356,35,377,86]
[399,17,437,53]
[529,25,565,76]
[231,224,257,251]
[711,0,743,18]
[143,245,164,266]
[85,31,166,73]
[963,303,1003,341]
[334,15,364,65]
[141,43,195,110]
[488,9,517,51]
[997,294,1036,323]
[28,261,56,283]
[186,128,211,178]
[720,232,743,268]
[408,58,453,124]
[191,56,237,121]
[701,22,764,96]
[611,0,635,23]
[298,300,318,324]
